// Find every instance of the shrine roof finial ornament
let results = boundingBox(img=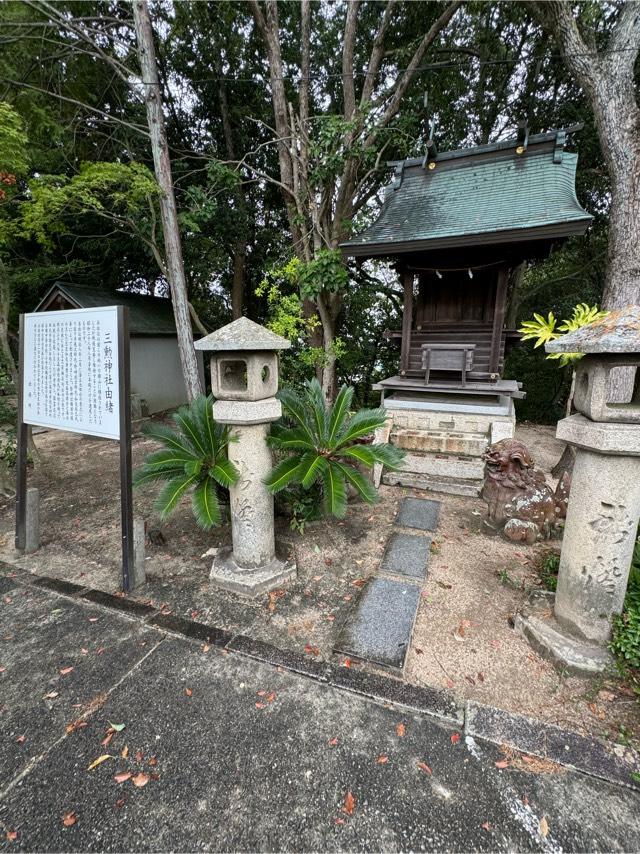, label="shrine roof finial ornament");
[194,316,291,352]
[546,305,640,354]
